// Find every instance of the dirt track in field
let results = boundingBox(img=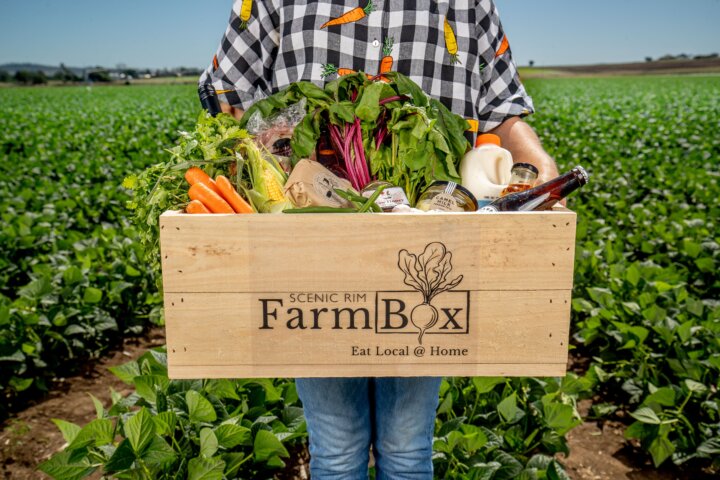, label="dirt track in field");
[0,328,166,480]
[560,399,716,480]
